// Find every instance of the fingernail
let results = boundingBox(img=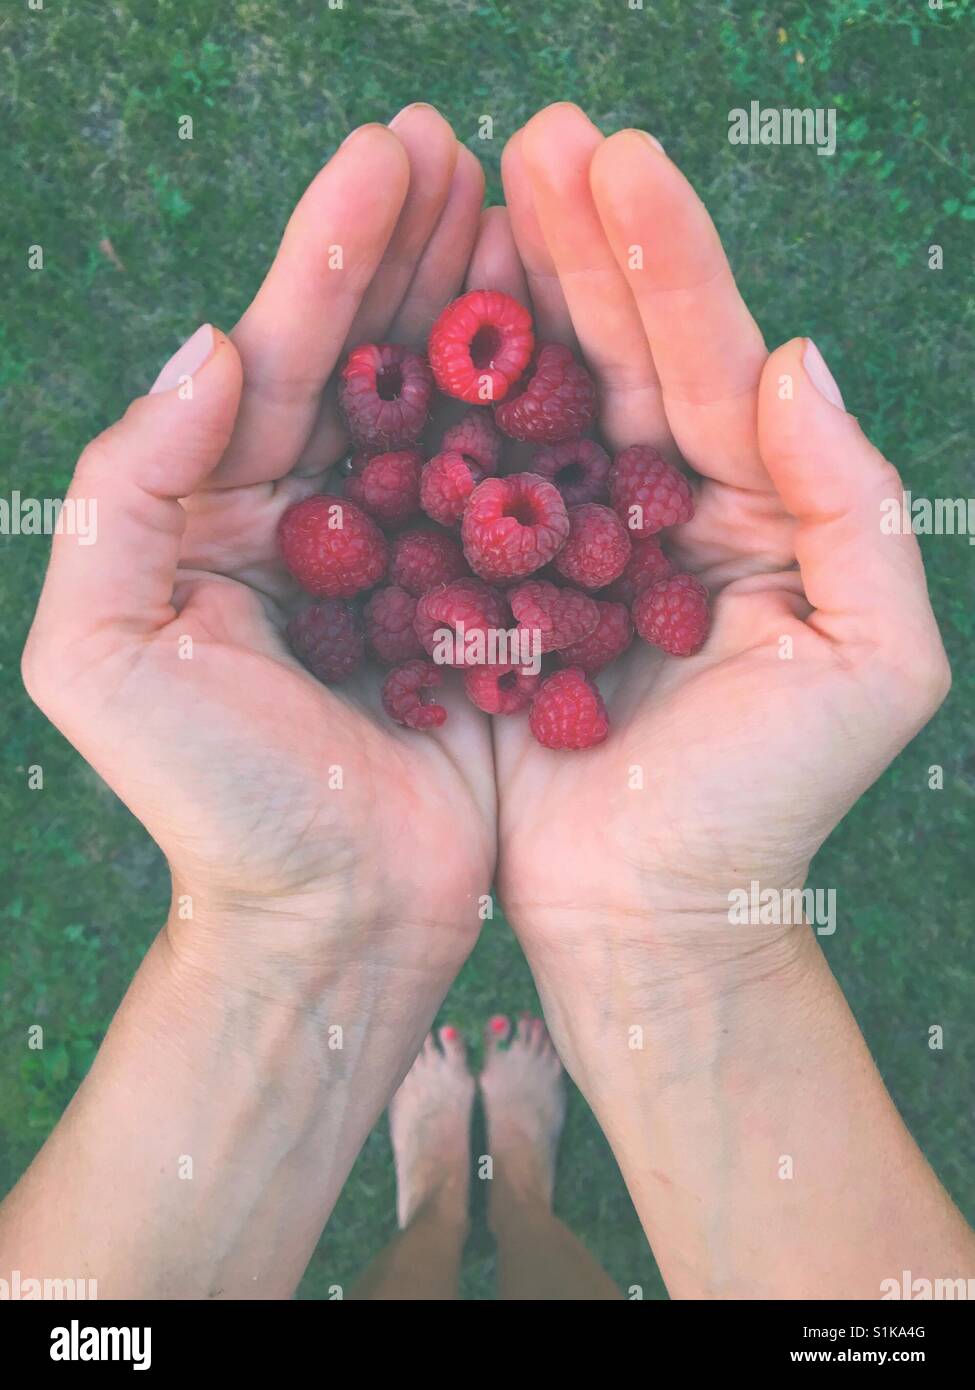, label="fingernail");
[389,102,436,128]
[150,324,215,395]
[803,338,845,410]
[627,128,665,153]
